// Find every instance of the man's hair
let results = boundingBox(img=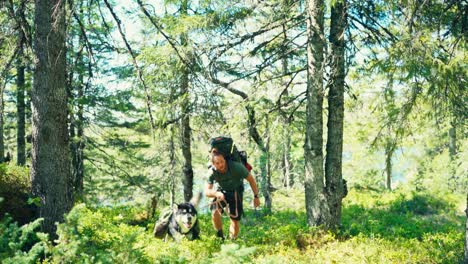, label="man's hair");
[210,149,225,163]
